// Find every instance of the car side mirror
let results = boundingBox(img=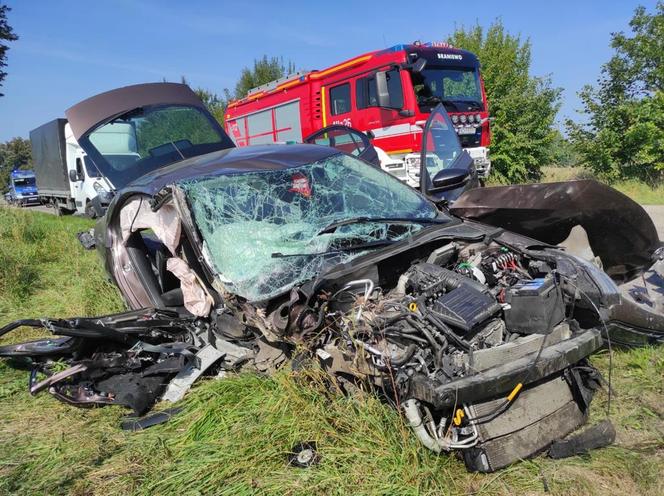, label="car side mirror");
[431,168,470,191]
[69,169,82,182]
[410,57,427,73]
